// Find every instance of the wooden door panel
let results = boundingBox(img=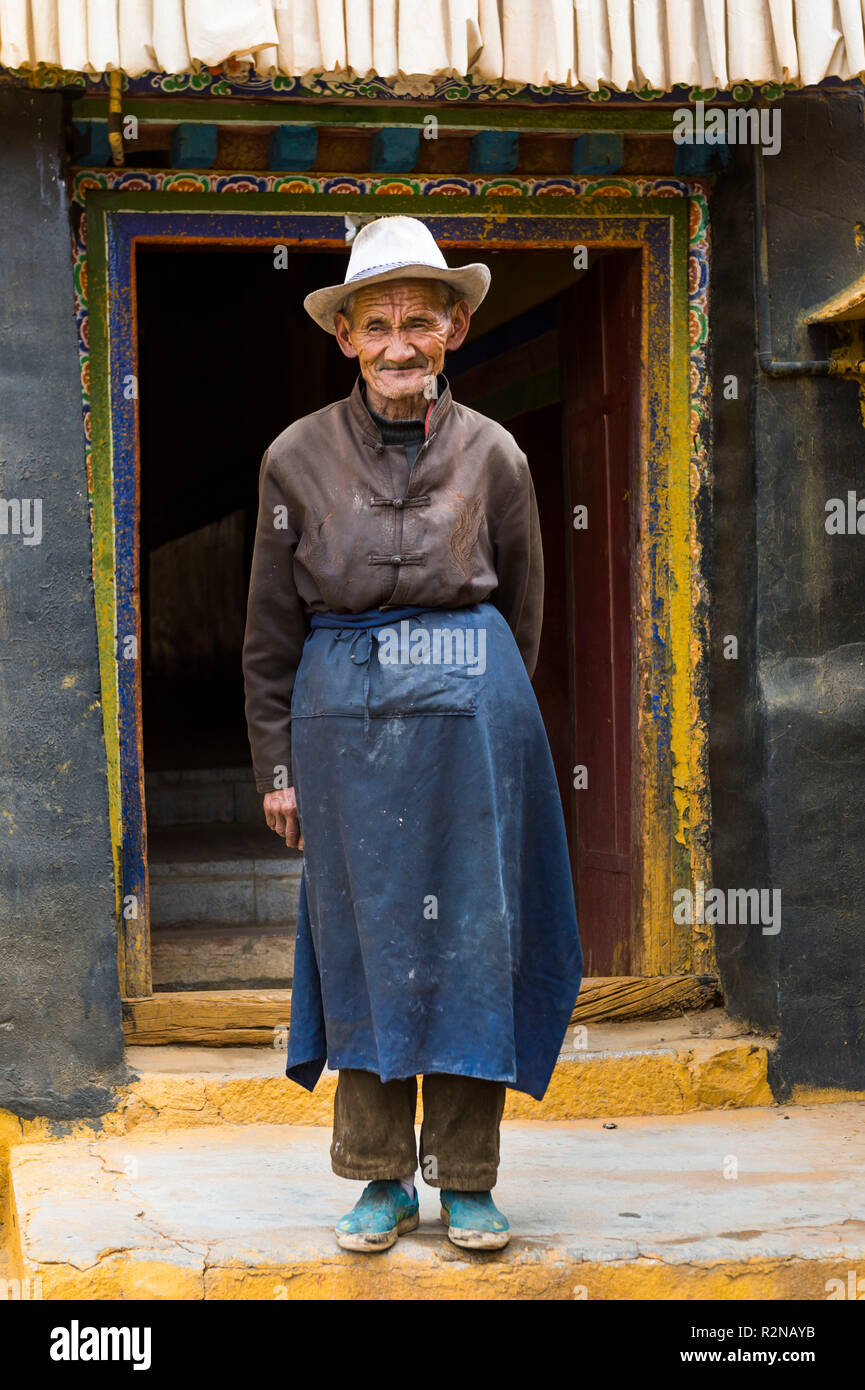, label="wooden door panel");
[560,255,639,975]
